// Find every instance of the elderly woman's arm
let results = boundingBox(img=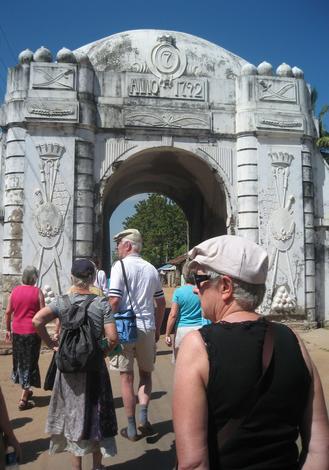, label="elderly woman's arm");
[296,335,329,469]
[165,302,179,346]
[5,294,13,342]
[173,331,209,470]
[32,306,58,350]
